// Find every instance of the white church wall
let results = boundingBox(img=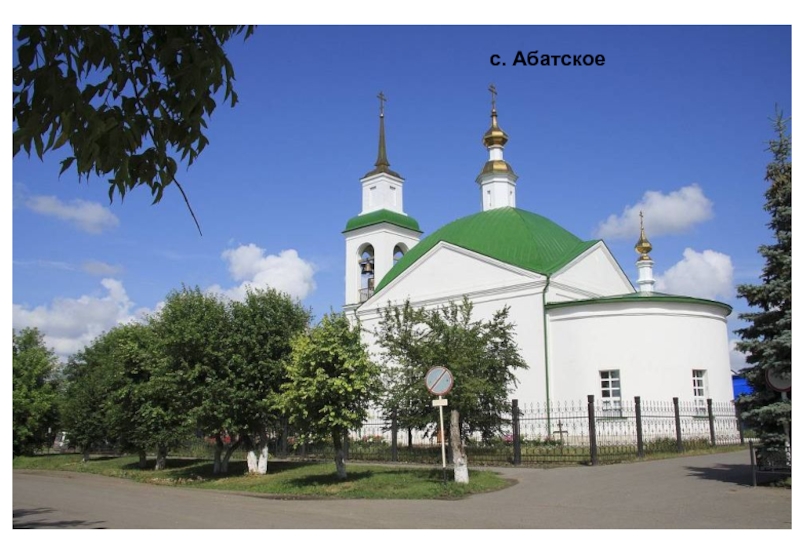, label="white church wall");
[550,243,635,300]
[547,302,733,406]
[363,243,546,309]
